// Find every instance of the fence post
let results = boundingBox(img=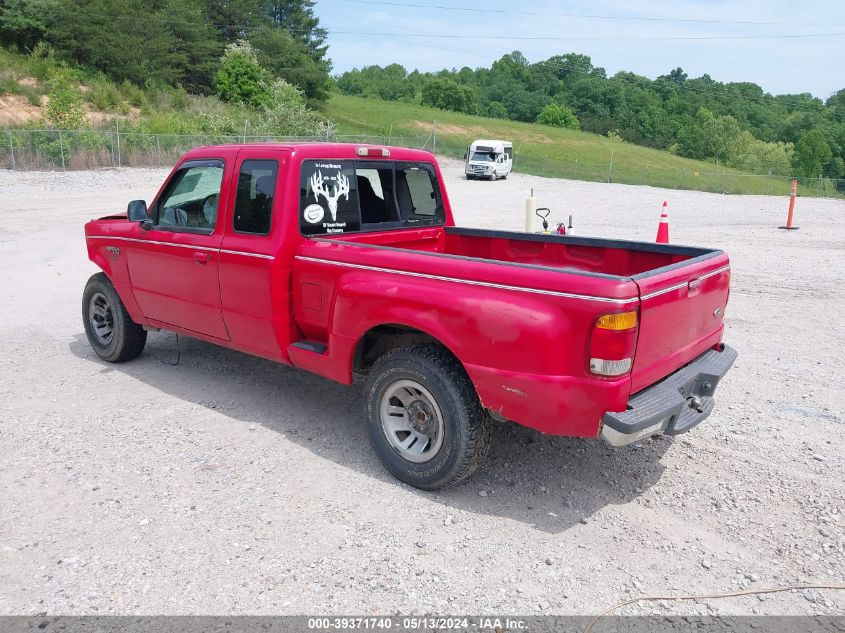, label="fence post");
[432,121,436,153]
[156,135,161,167]
[59,130,66,170]
[7,129,15,170]
[116,120,121,168]
[607,149,614,183]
